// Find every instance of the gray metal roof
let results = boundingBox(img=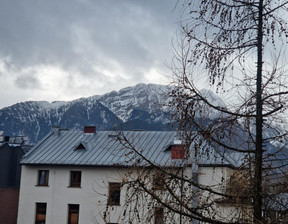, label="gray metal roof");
[21,128,235,167]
